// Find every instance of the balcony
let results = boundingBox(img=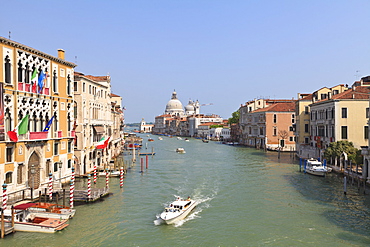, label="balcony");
[17,82,49,95]
[69,130,76,137]
[53,131,63,138]
[29,131,48,140]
